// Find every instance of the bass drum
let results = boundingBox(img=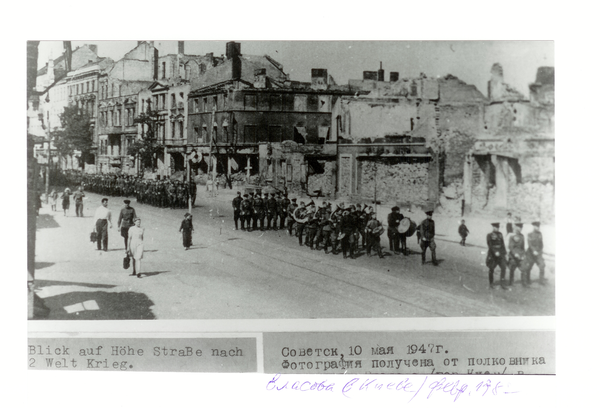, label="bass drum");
[398,218,417,237]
